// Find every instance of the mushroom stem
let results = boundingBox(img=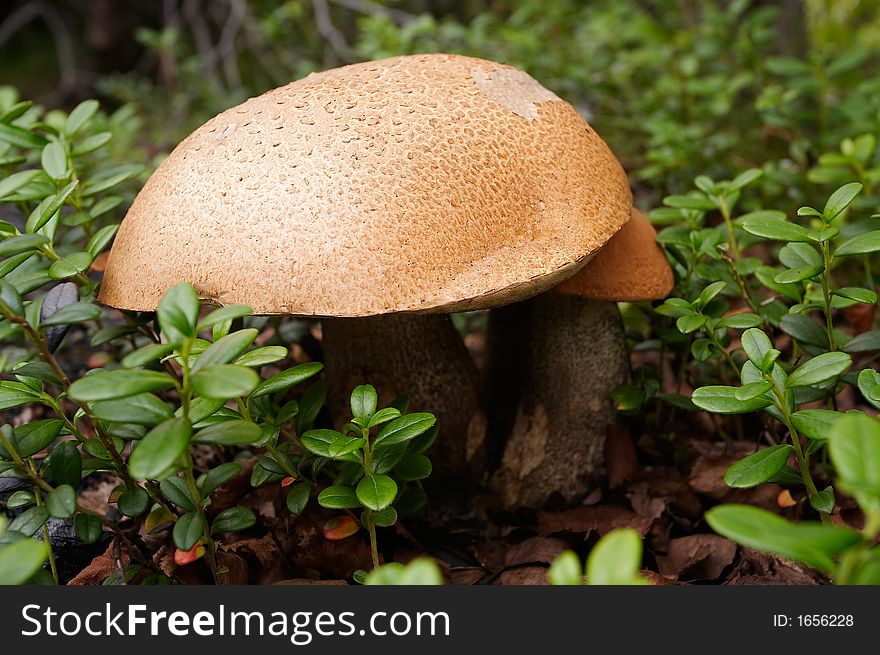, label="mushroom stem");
[485,295,629,509]
[321,313,487,488]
